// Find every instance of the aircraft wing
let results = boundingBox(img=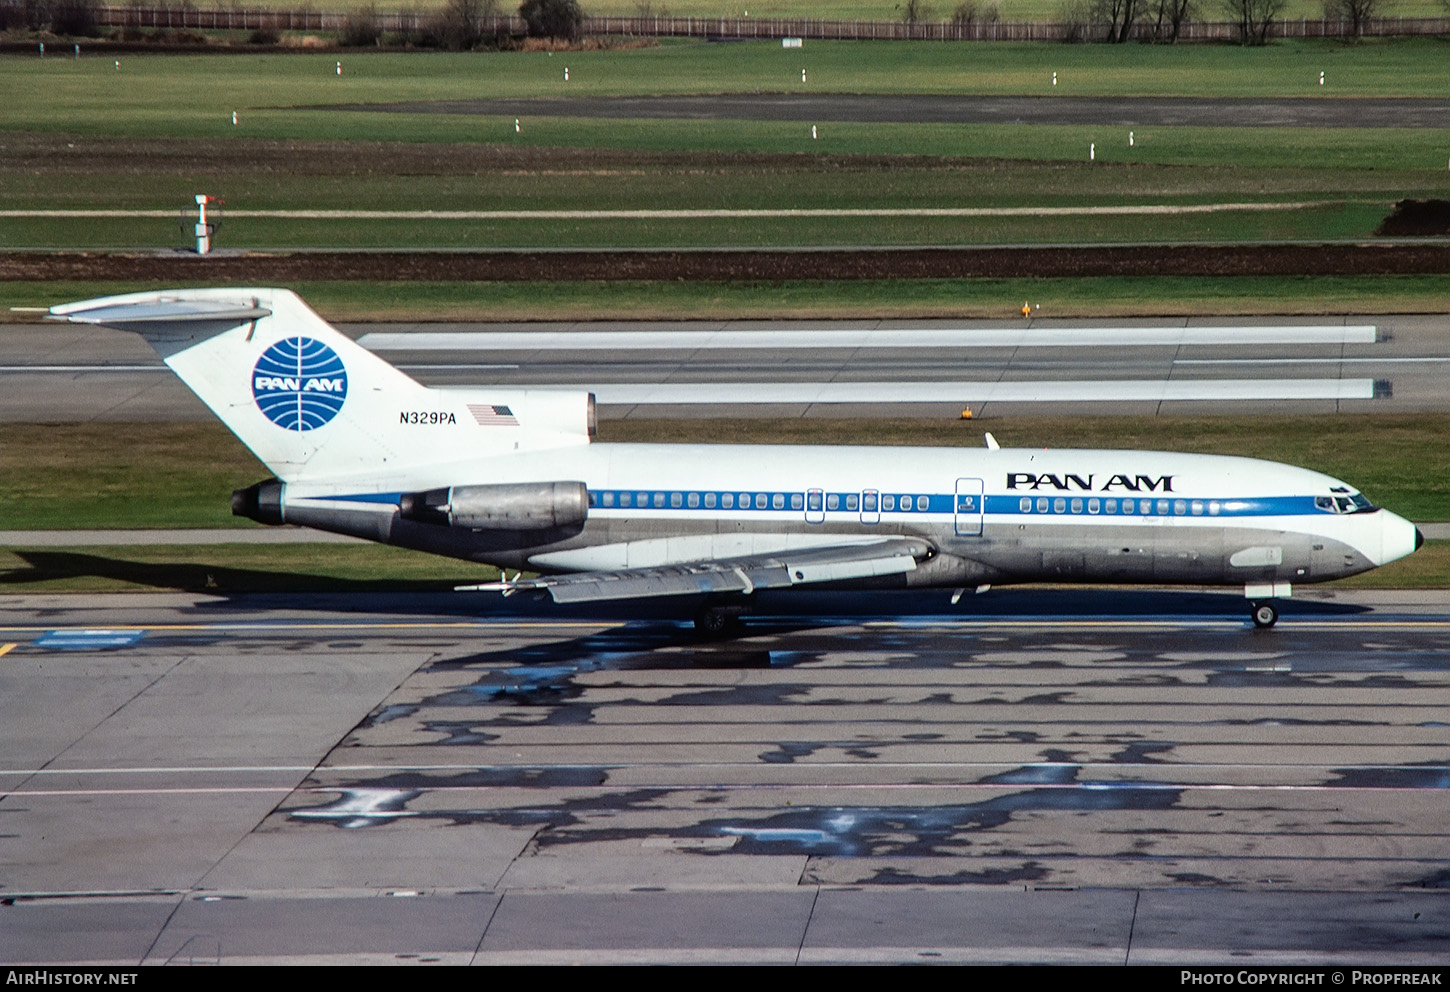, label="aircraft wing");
[461,537,932,603]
